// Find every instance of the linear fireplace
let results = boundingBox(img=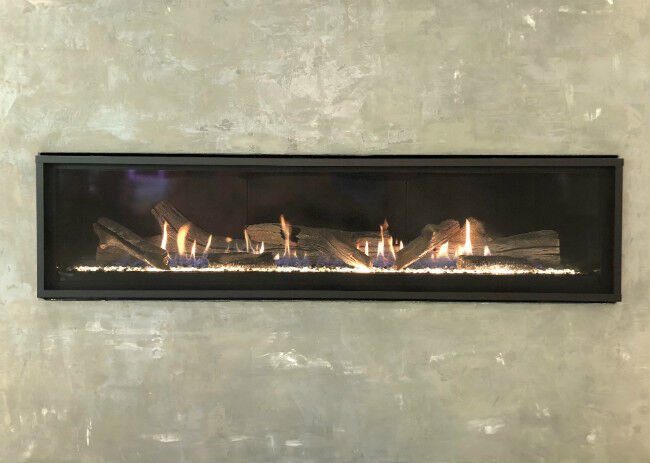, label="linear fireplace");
[36,154,622,302]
